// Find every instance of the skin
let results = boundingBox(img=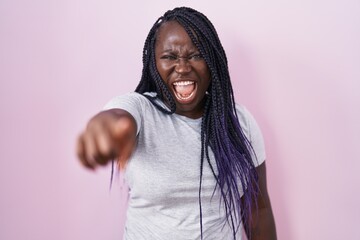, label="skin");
[77,109,137,170]
[155,21,211,119]
[76,20,276,239]
[246,163,277,240]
